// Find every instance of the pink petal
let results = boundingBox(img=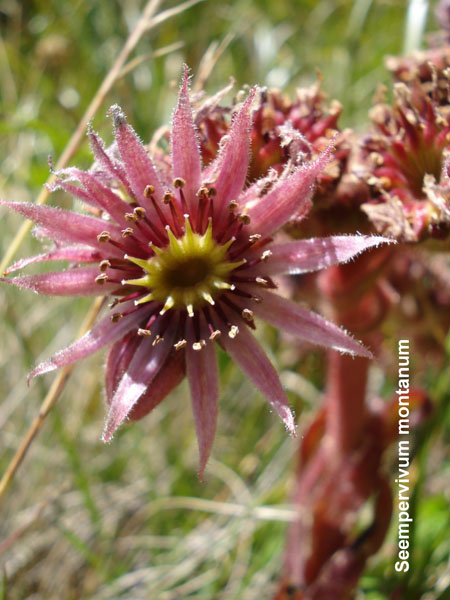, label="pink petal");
[262,235,395,276]
[88,126,134,197]
[29,306,144,380]
[2,202,124,258]
[171,65,202,212]
[250,288,372,358]
[129,350,186,421]
[5,246,101,275]
[219,318,295,434]
[105,333,141,403]
[2,267,116,296]
[186,319,219,479]
[245,144,333,238]
[110,105,164,206]
[211,87,257,219]
[50,168,130,226]
[102,315,178,442]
